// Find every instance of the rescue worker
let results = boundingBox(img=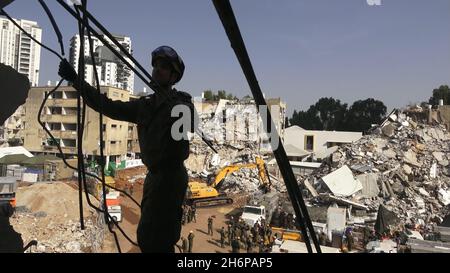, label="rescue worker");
[219,227,226,248]
[58,46,196,253]
[181,236,188,253]
[188,231,195,253]
[208,216,214,236]
[231,236,241,253]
